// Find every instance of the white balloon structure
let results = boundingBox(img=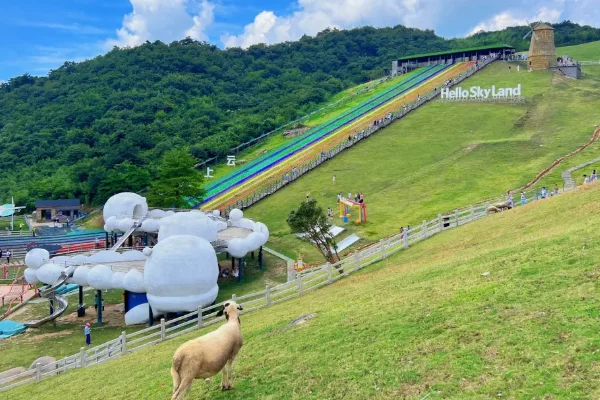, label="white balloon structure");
[23,192,269,325]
